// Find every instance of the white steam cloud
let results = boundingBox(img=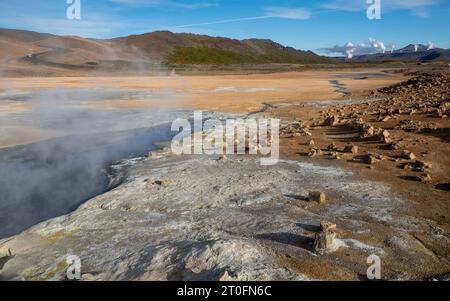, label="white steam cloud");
[368,37,386,54]
[321,37,389,59]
